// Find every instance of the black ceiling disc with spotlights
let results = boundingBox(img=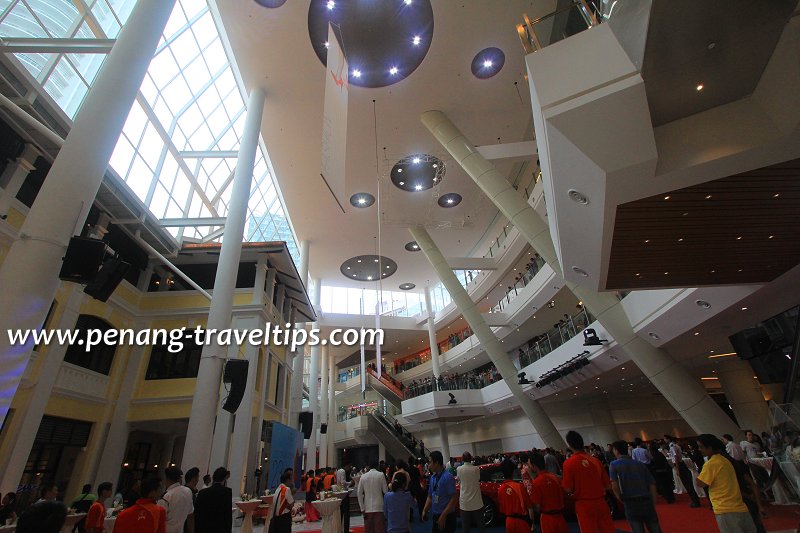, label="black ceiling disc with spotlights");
[340,255,398,281]
[390,154,445,192]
